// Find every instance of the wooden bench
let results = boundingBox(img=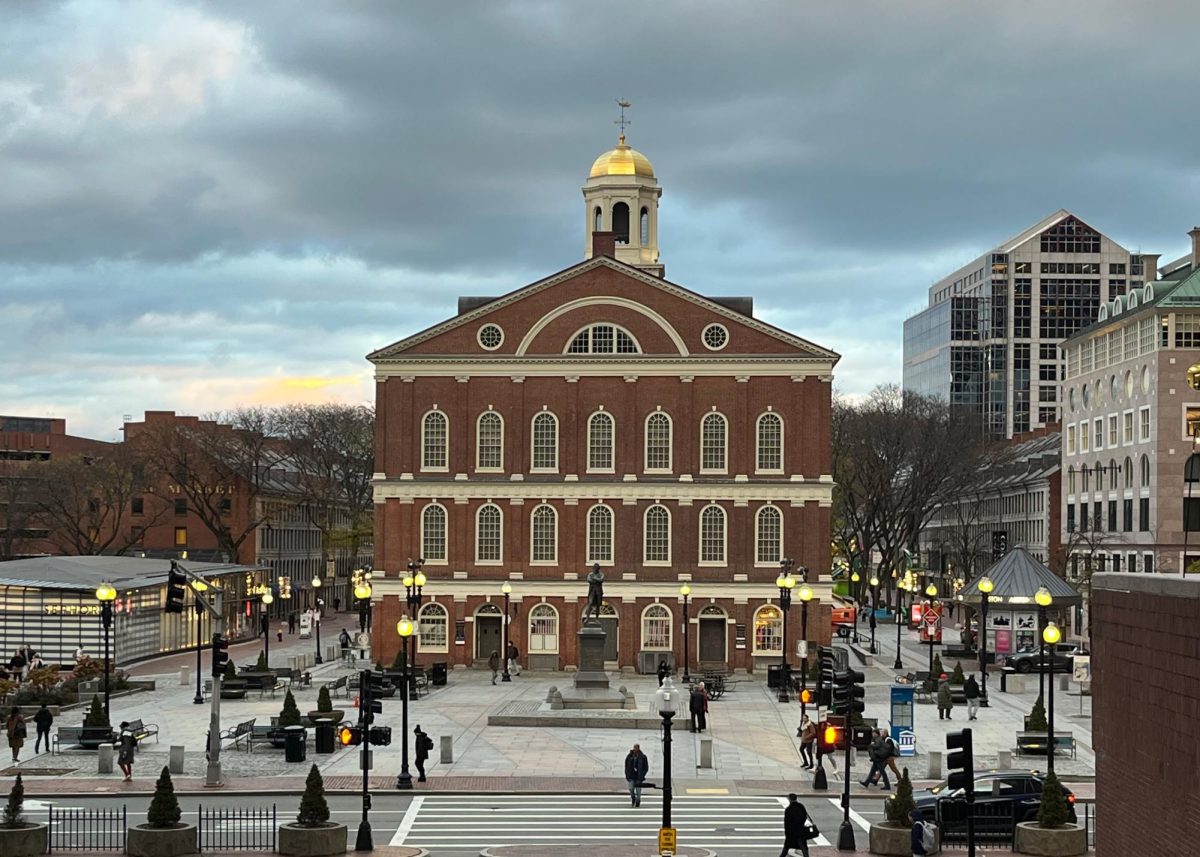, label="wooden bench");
[243,673,285,698]
[1016,732,1077,760]
[219,718,256,751]
[125,719,159,743]
[53,725,117,753]
[323,675,349,698]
